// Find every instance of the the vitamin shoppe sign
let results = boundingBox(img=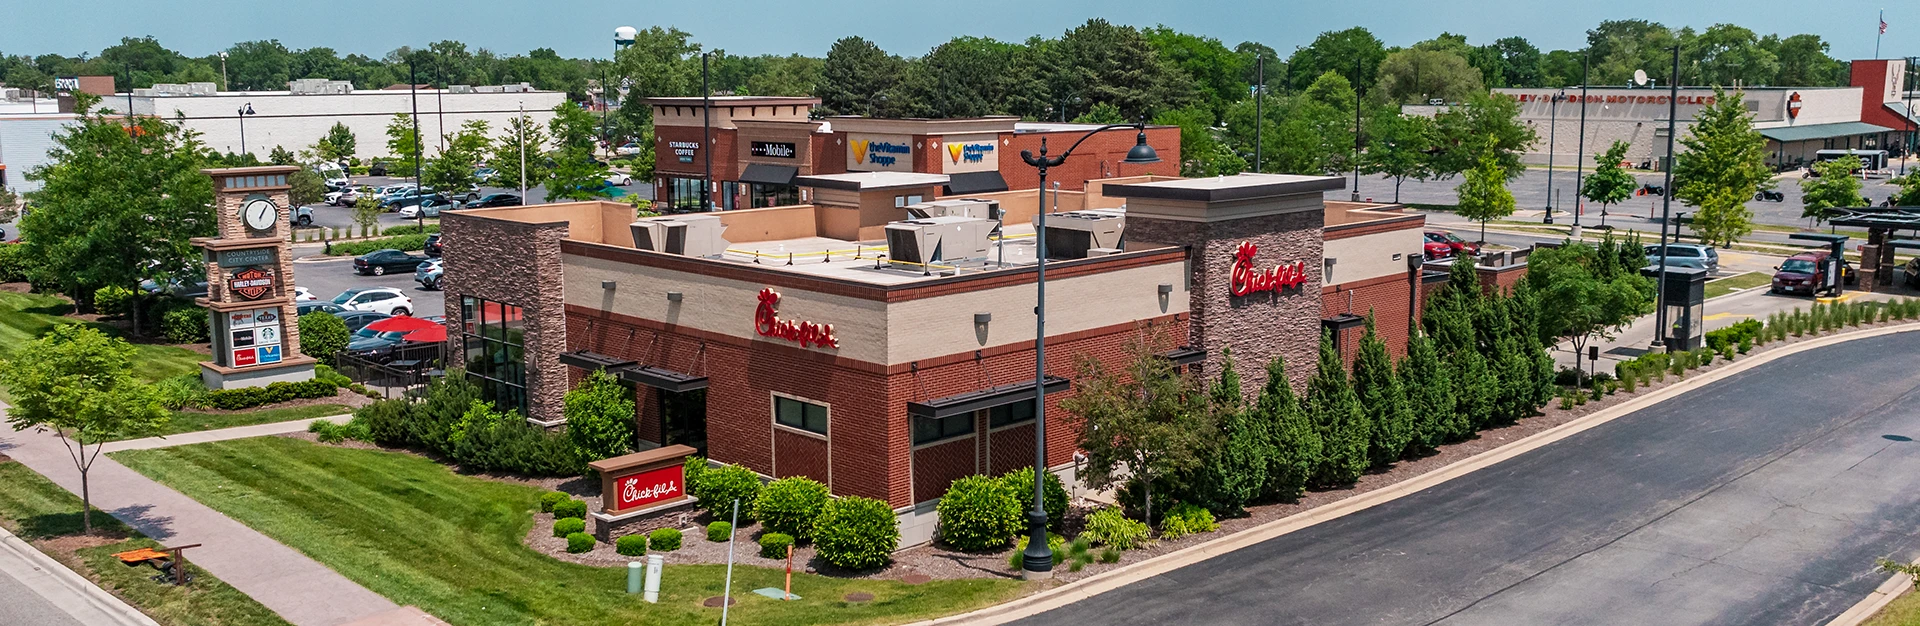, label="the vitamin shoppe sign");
[755,288,839,349]
[1229,241,1308,297]
[587,445,698,515]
